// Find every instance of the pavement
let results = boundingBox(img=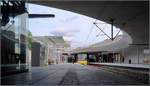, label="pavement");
[89,62,150,69]
[1,63,147,85]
